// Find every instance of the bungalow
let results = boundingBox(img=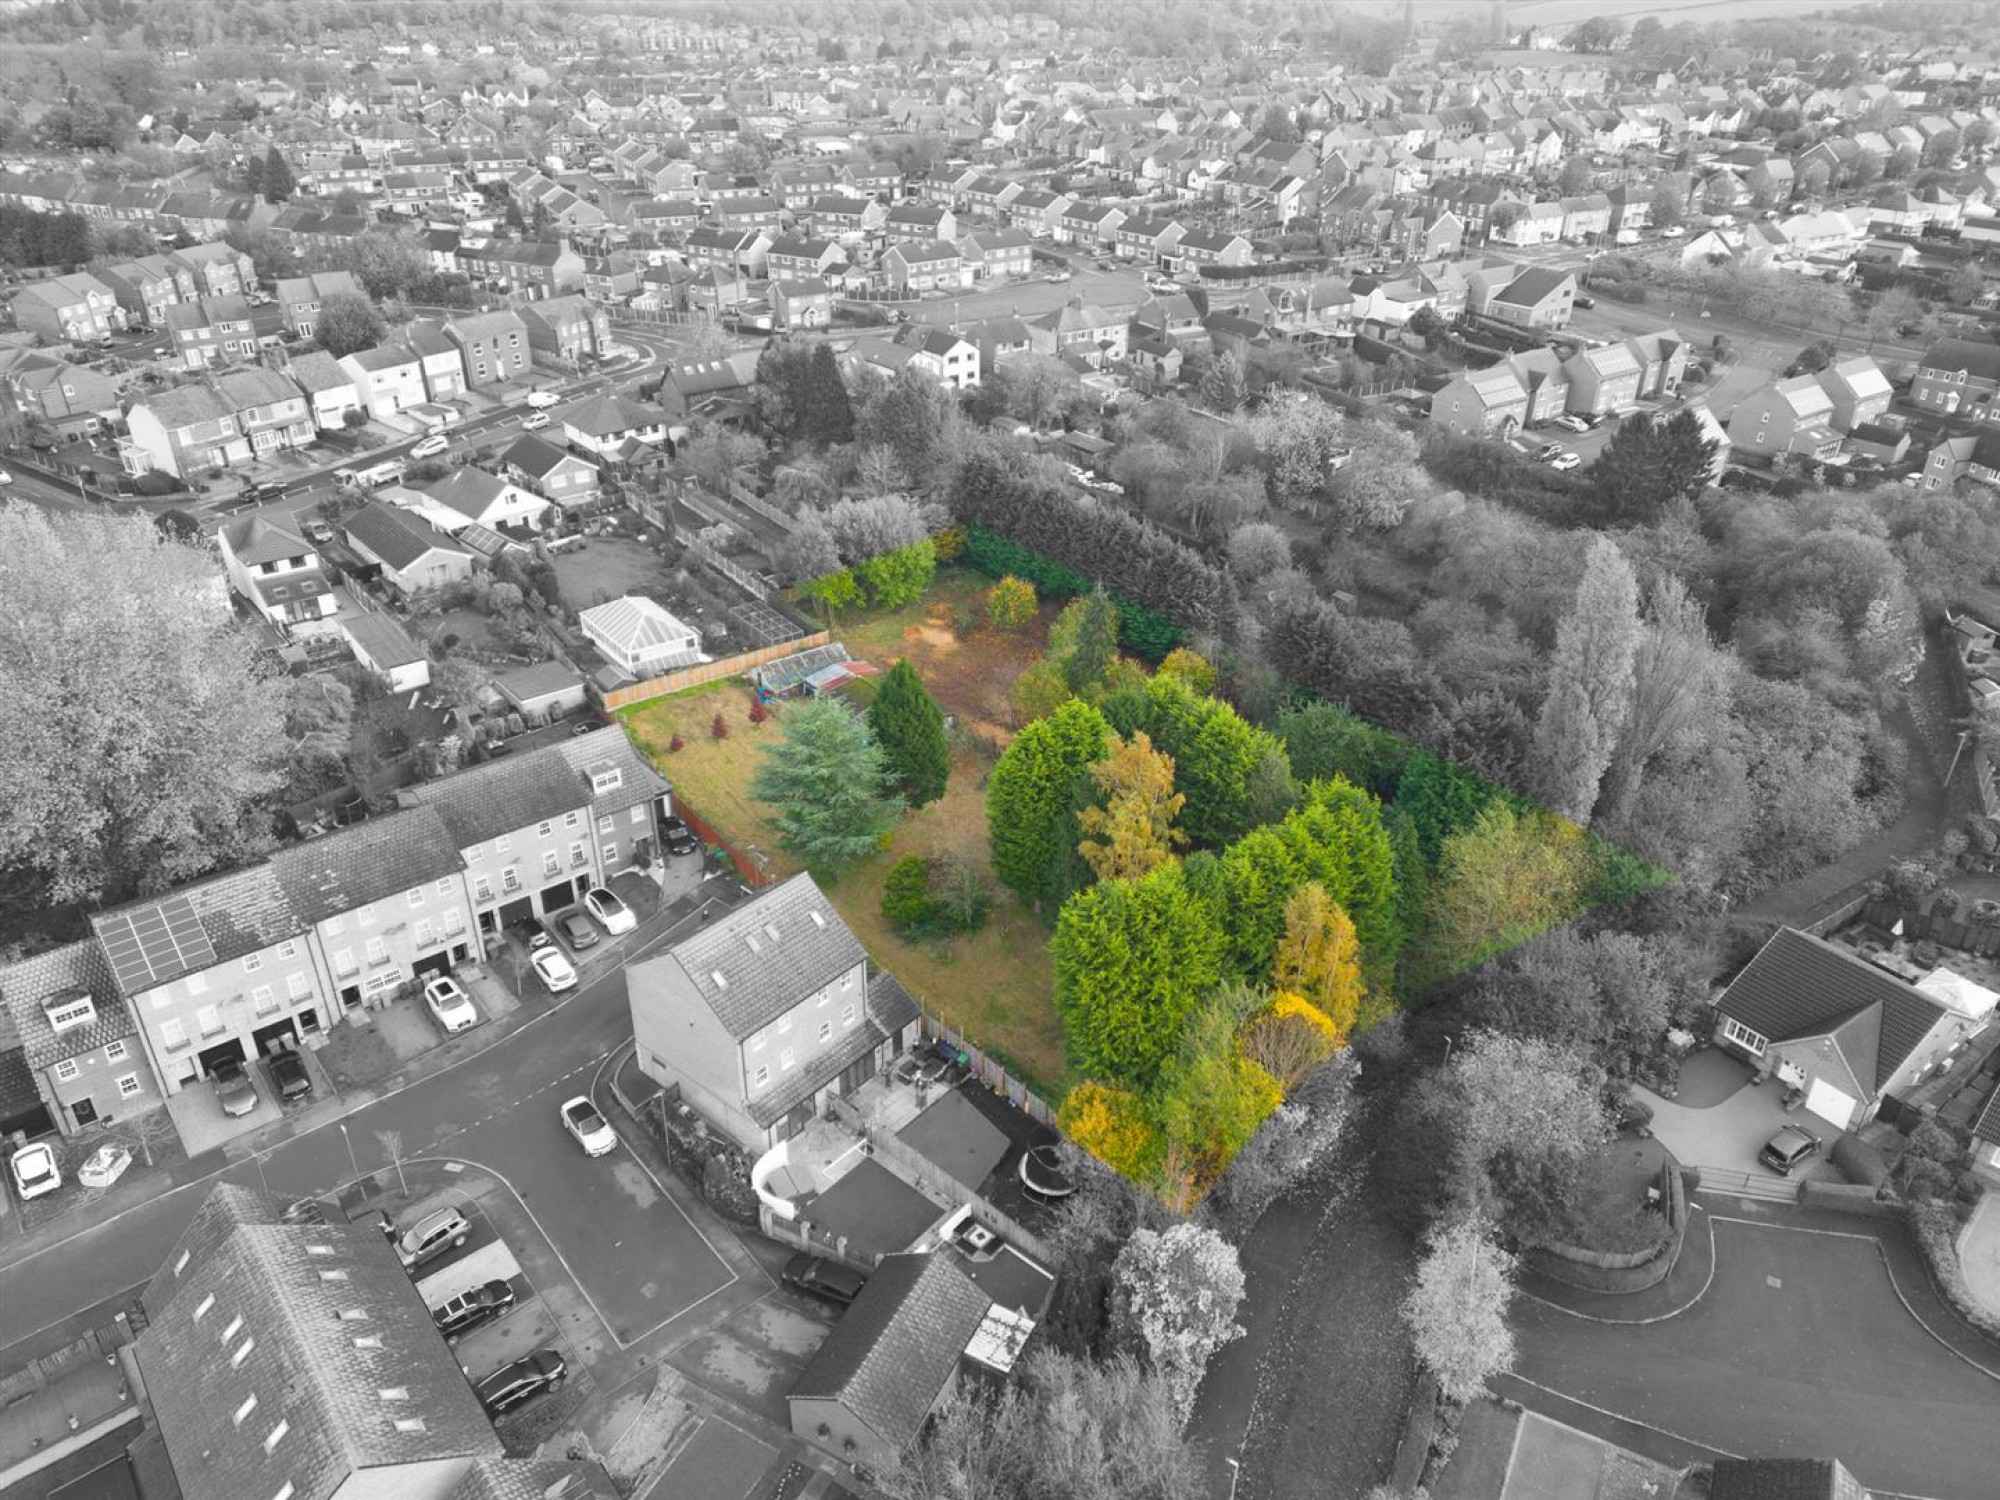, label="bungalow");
[342,613,431,693]
[561,392,672,462]
[578,595,703,677]
[422,467,550,533]
[503,433,602,510]
[342,501,477,594]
